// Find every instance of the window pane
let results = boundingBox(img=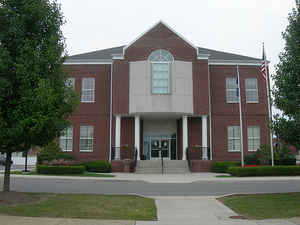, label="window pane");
[149,49,174,62]
[246,78,258,102]
[80,126,93,151]
[152,63,169,94]
[228,126,240,151]
[82,78,95,102]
